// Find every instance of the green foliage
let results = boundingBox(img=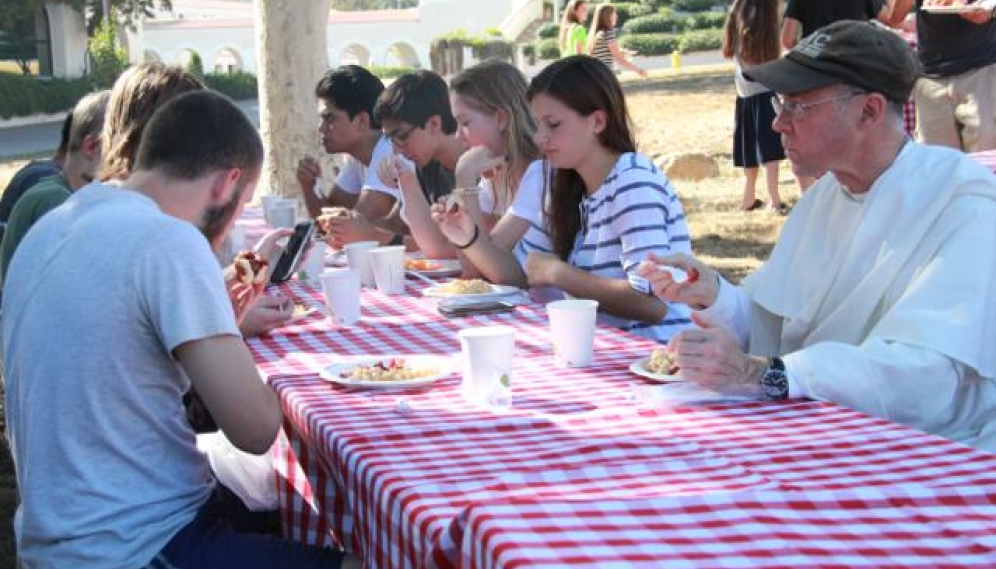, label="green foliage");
[677,28,724,52]
[0,71,94,119]
[187,51,204,79]
[537,22,560,39]
[203,71,257,100]
[622,13,684,34]
[369,65,415,79]
[612,3,653,28]
[533,38,561,60]
[0,23,36,75]
[430,30,515,63]
[619,33,679,56]
[683,11,727,30]
[671,0,718,12]
[88,17,127,88]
